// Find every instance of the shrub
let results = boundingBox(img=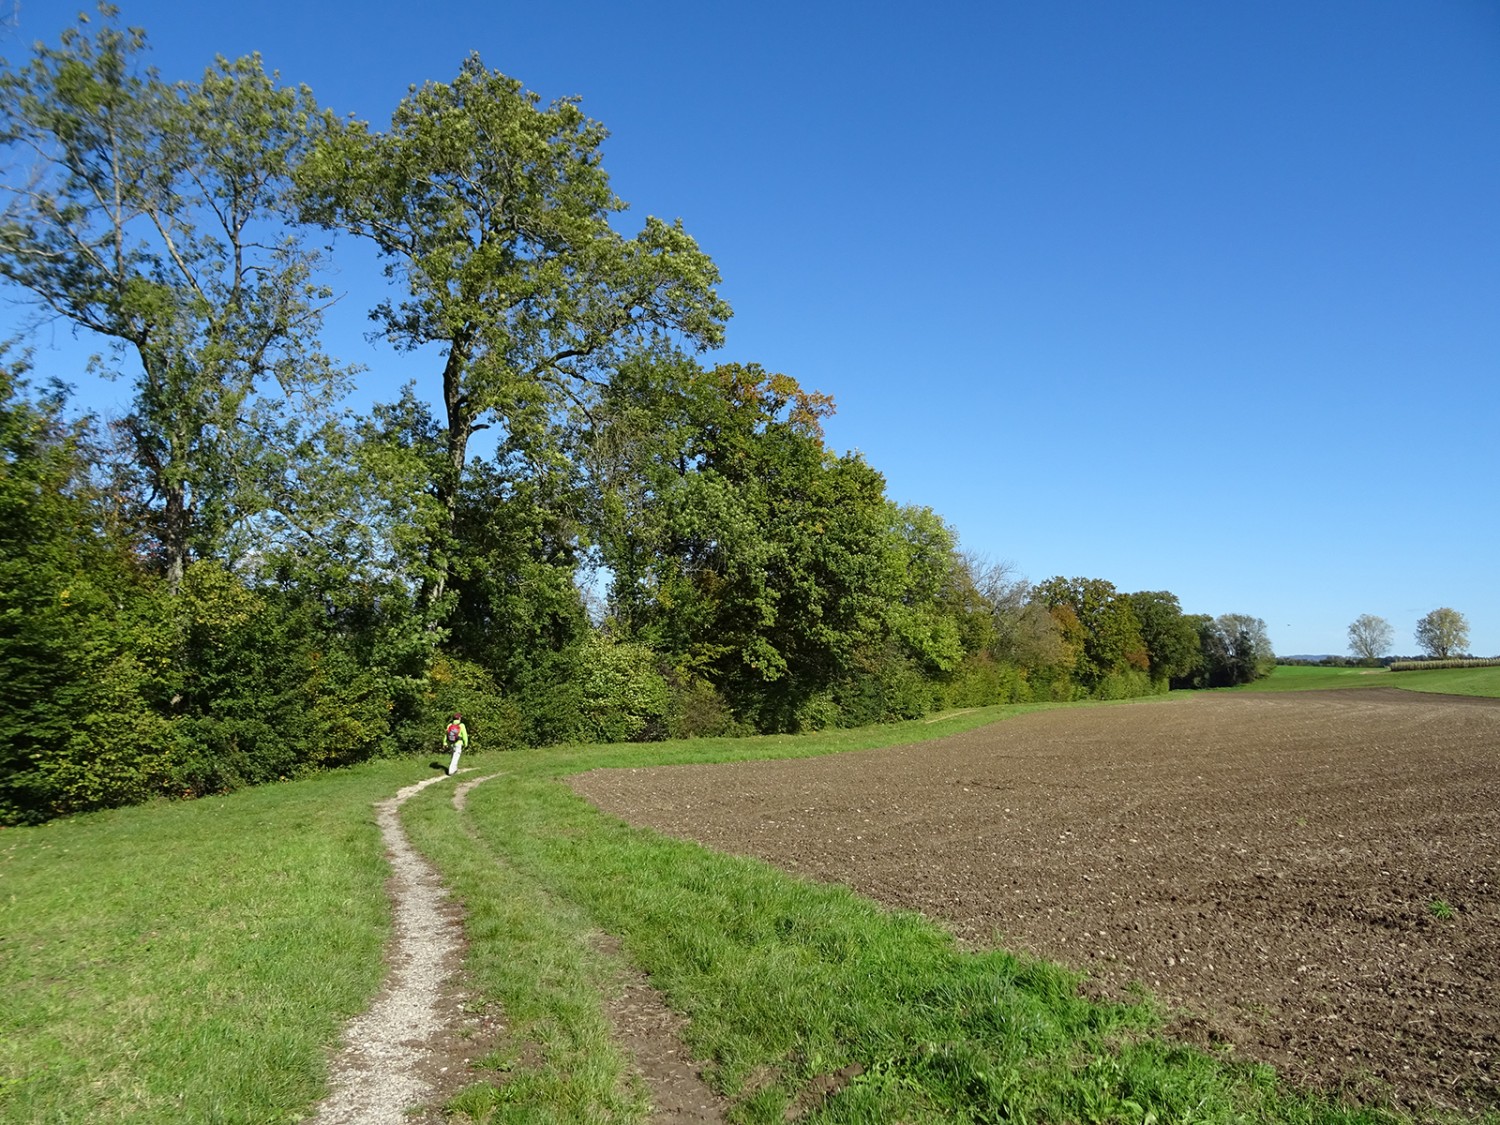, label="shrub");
[665,673,751,739]
[422,654,523,753]
[1092,668,1159,701]
[574,633,671,743]
[938,653,1029,708]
